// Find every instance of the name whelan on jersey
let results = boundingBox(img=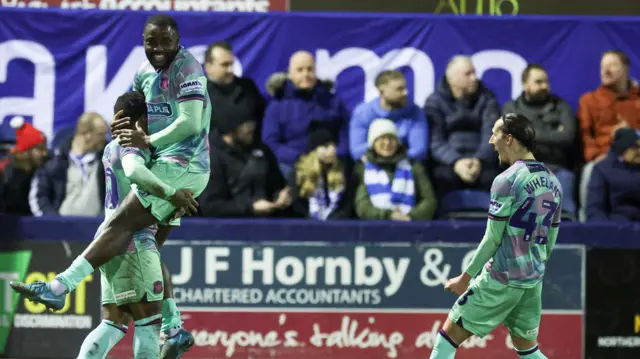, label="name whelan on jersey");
[524,176,562,198]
